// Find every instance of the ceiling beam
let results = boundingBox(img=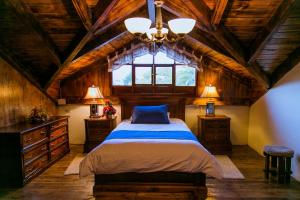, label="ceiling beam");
[271,46,300,86]
[248,0,295,63]
[94,4,146,36]
[184,0,270,89]
[147,0,156,24]
[45,0,119,90]
[211,0,228,26]
[72,0,92,31]
[6,0,62,66]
